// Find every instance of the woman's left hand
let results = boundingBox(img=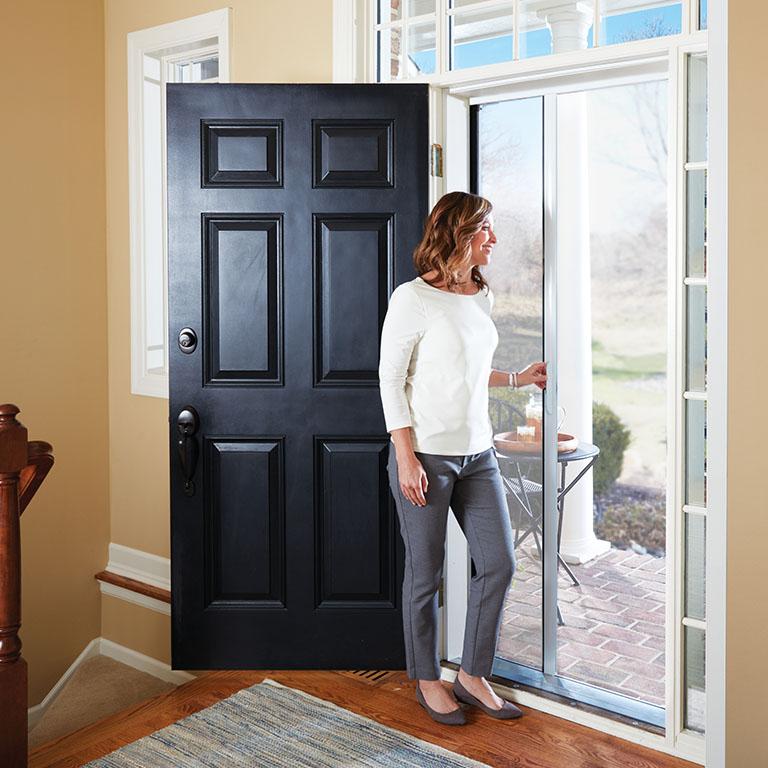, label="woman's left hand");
[518,361,547,390]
